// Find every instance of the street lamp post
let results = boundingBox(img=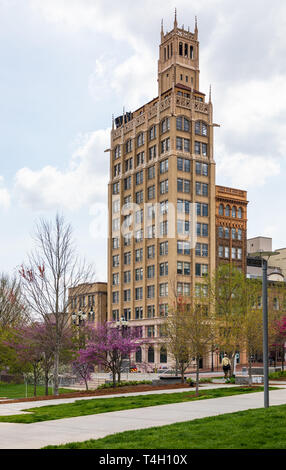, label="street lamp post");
[247,251,280,409]
[71,310,88,326]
